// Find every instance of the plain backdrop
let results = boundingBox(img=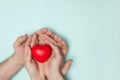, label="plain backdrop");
[0,0,120,80]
